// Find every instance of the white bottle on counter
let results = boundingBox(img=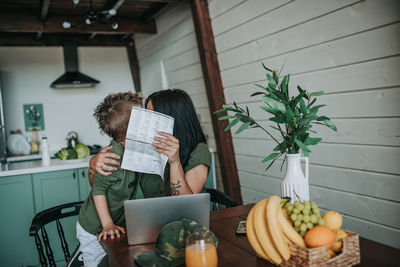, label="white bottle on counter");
[40,137,51,166]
